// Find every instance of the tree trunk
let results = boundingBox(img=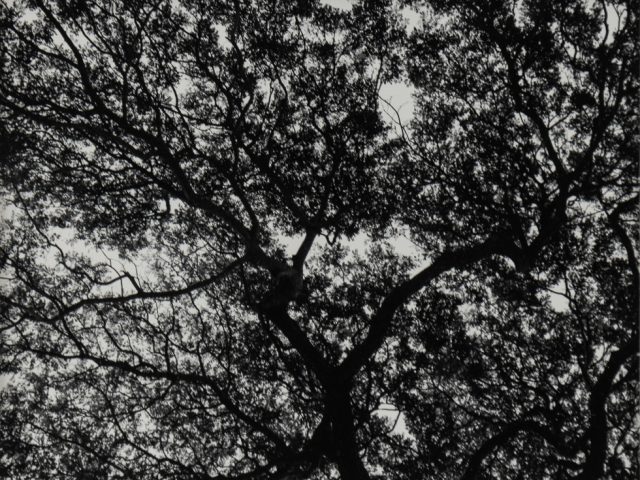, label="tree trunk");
[324,387,371,480]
